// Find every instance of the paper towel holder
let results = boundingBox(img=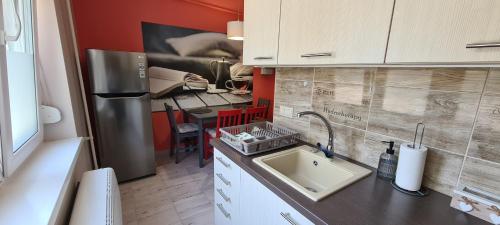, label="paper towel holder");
[411,122,425,149]
[391,180,429,197]
[392,122,429,197]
